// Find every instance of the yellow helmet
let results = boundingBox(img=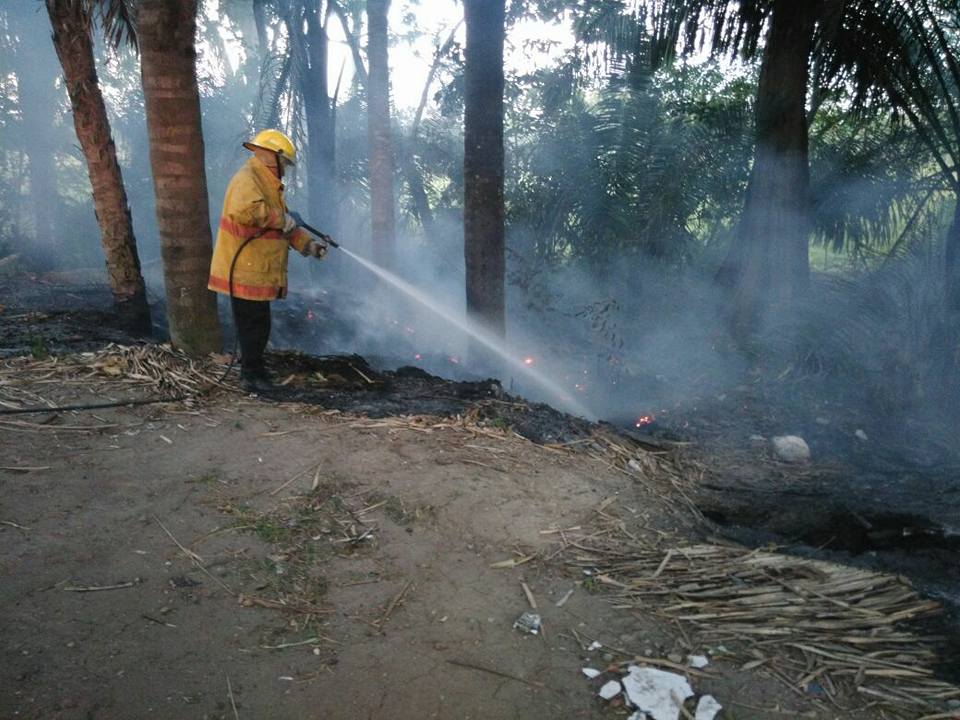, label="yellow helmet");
[243,129,296,165]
